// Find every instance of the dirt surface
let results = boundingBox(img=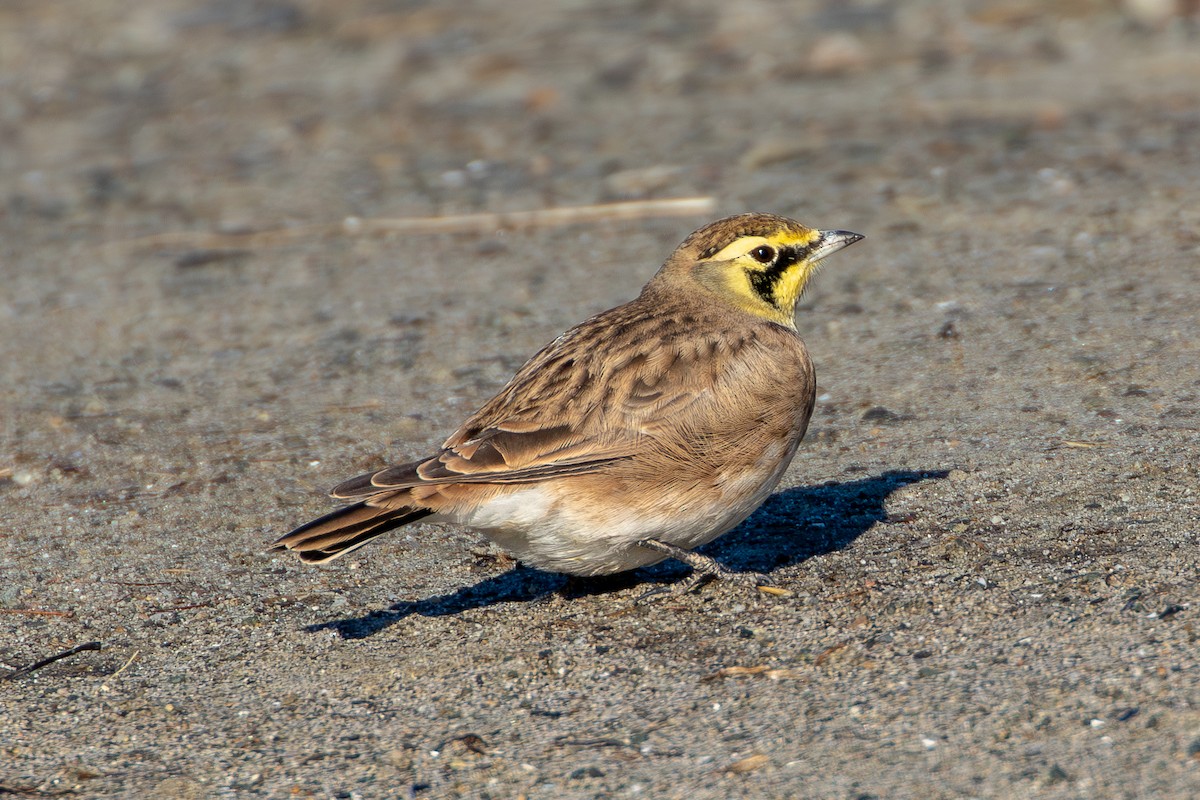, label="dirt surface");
[3,1,1199,798]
